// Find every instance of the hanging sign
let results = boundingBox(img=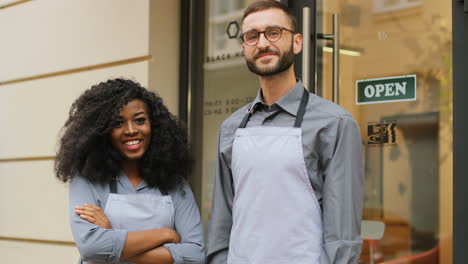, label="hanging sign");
[356,74,416,105]
[367,120,397,145]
